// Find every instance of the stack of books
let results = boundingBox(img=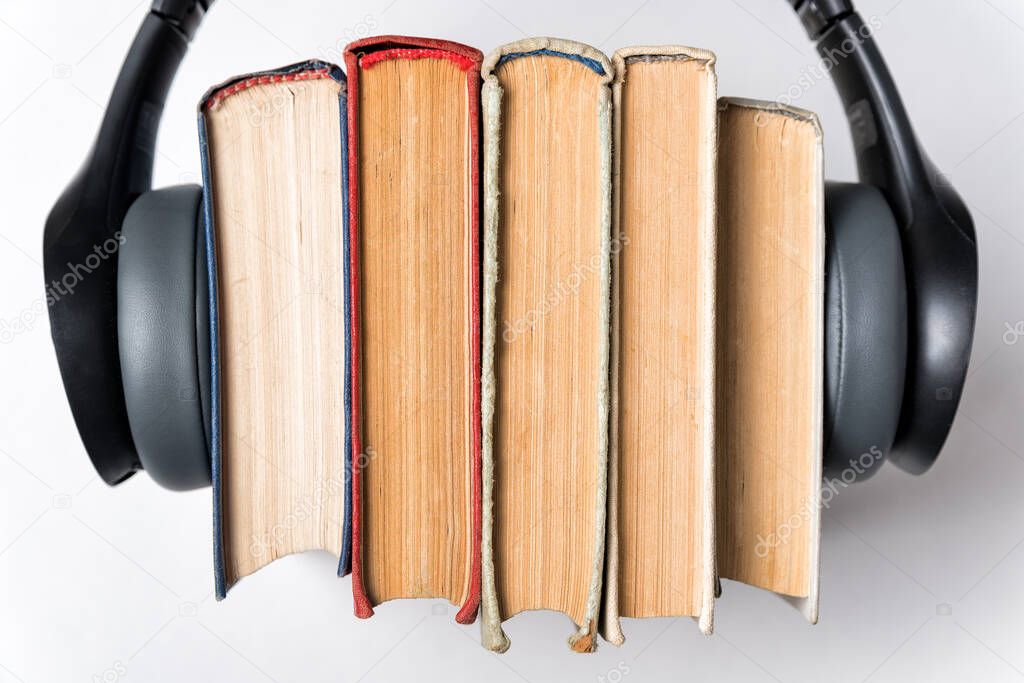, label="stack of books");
[198,35,823,652]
